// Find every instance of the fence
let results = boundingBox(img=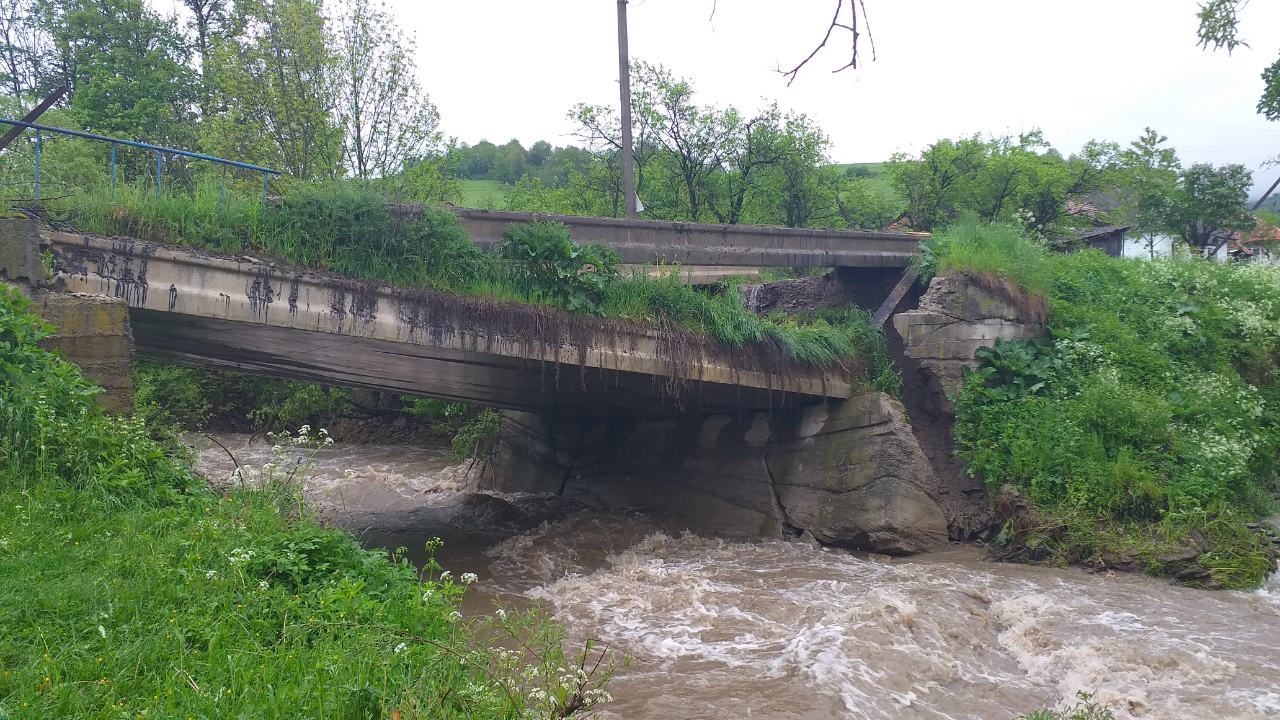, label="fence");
[0,118,283,202]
